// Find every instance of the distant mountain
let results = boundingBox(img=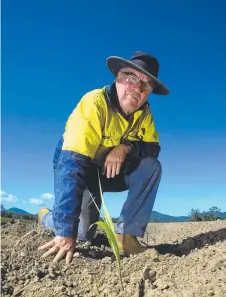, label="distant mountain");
[6,208,30,215]
[149,210,226,222]
[112,211,189,223]
[219,212,226,218]
[150,211,188,222]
